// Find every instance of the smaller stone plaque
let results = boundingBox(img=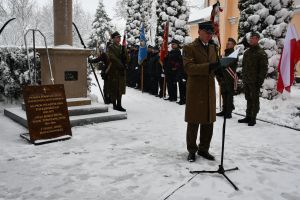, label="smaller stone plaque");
[65,71,78,81]
[22,84,72,144]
